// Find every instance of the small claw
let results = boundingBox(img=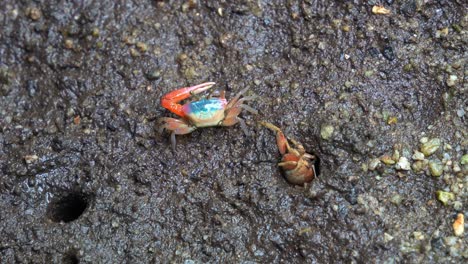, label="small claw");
[161,82,216,117]
[160,118,197,152]
[159,117,187,131]
[159,117,197,135]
